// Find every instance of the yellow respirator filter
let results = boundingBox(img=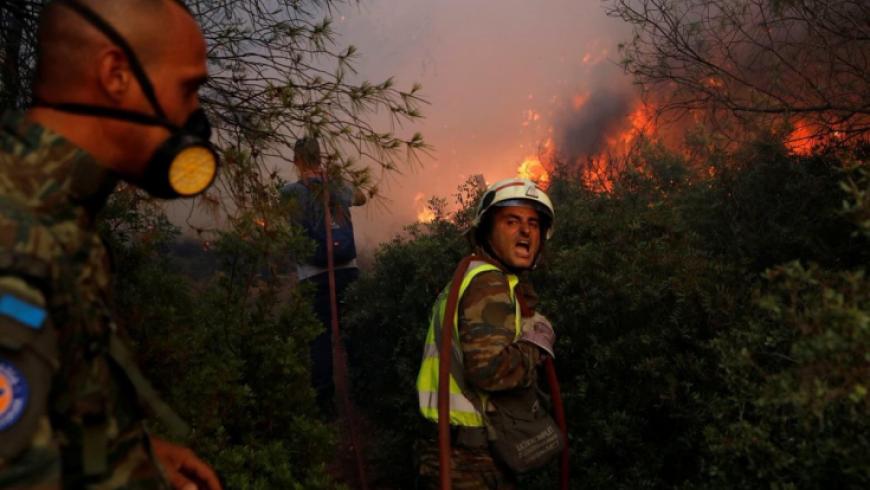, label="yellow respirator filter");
[168,146,217,196]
